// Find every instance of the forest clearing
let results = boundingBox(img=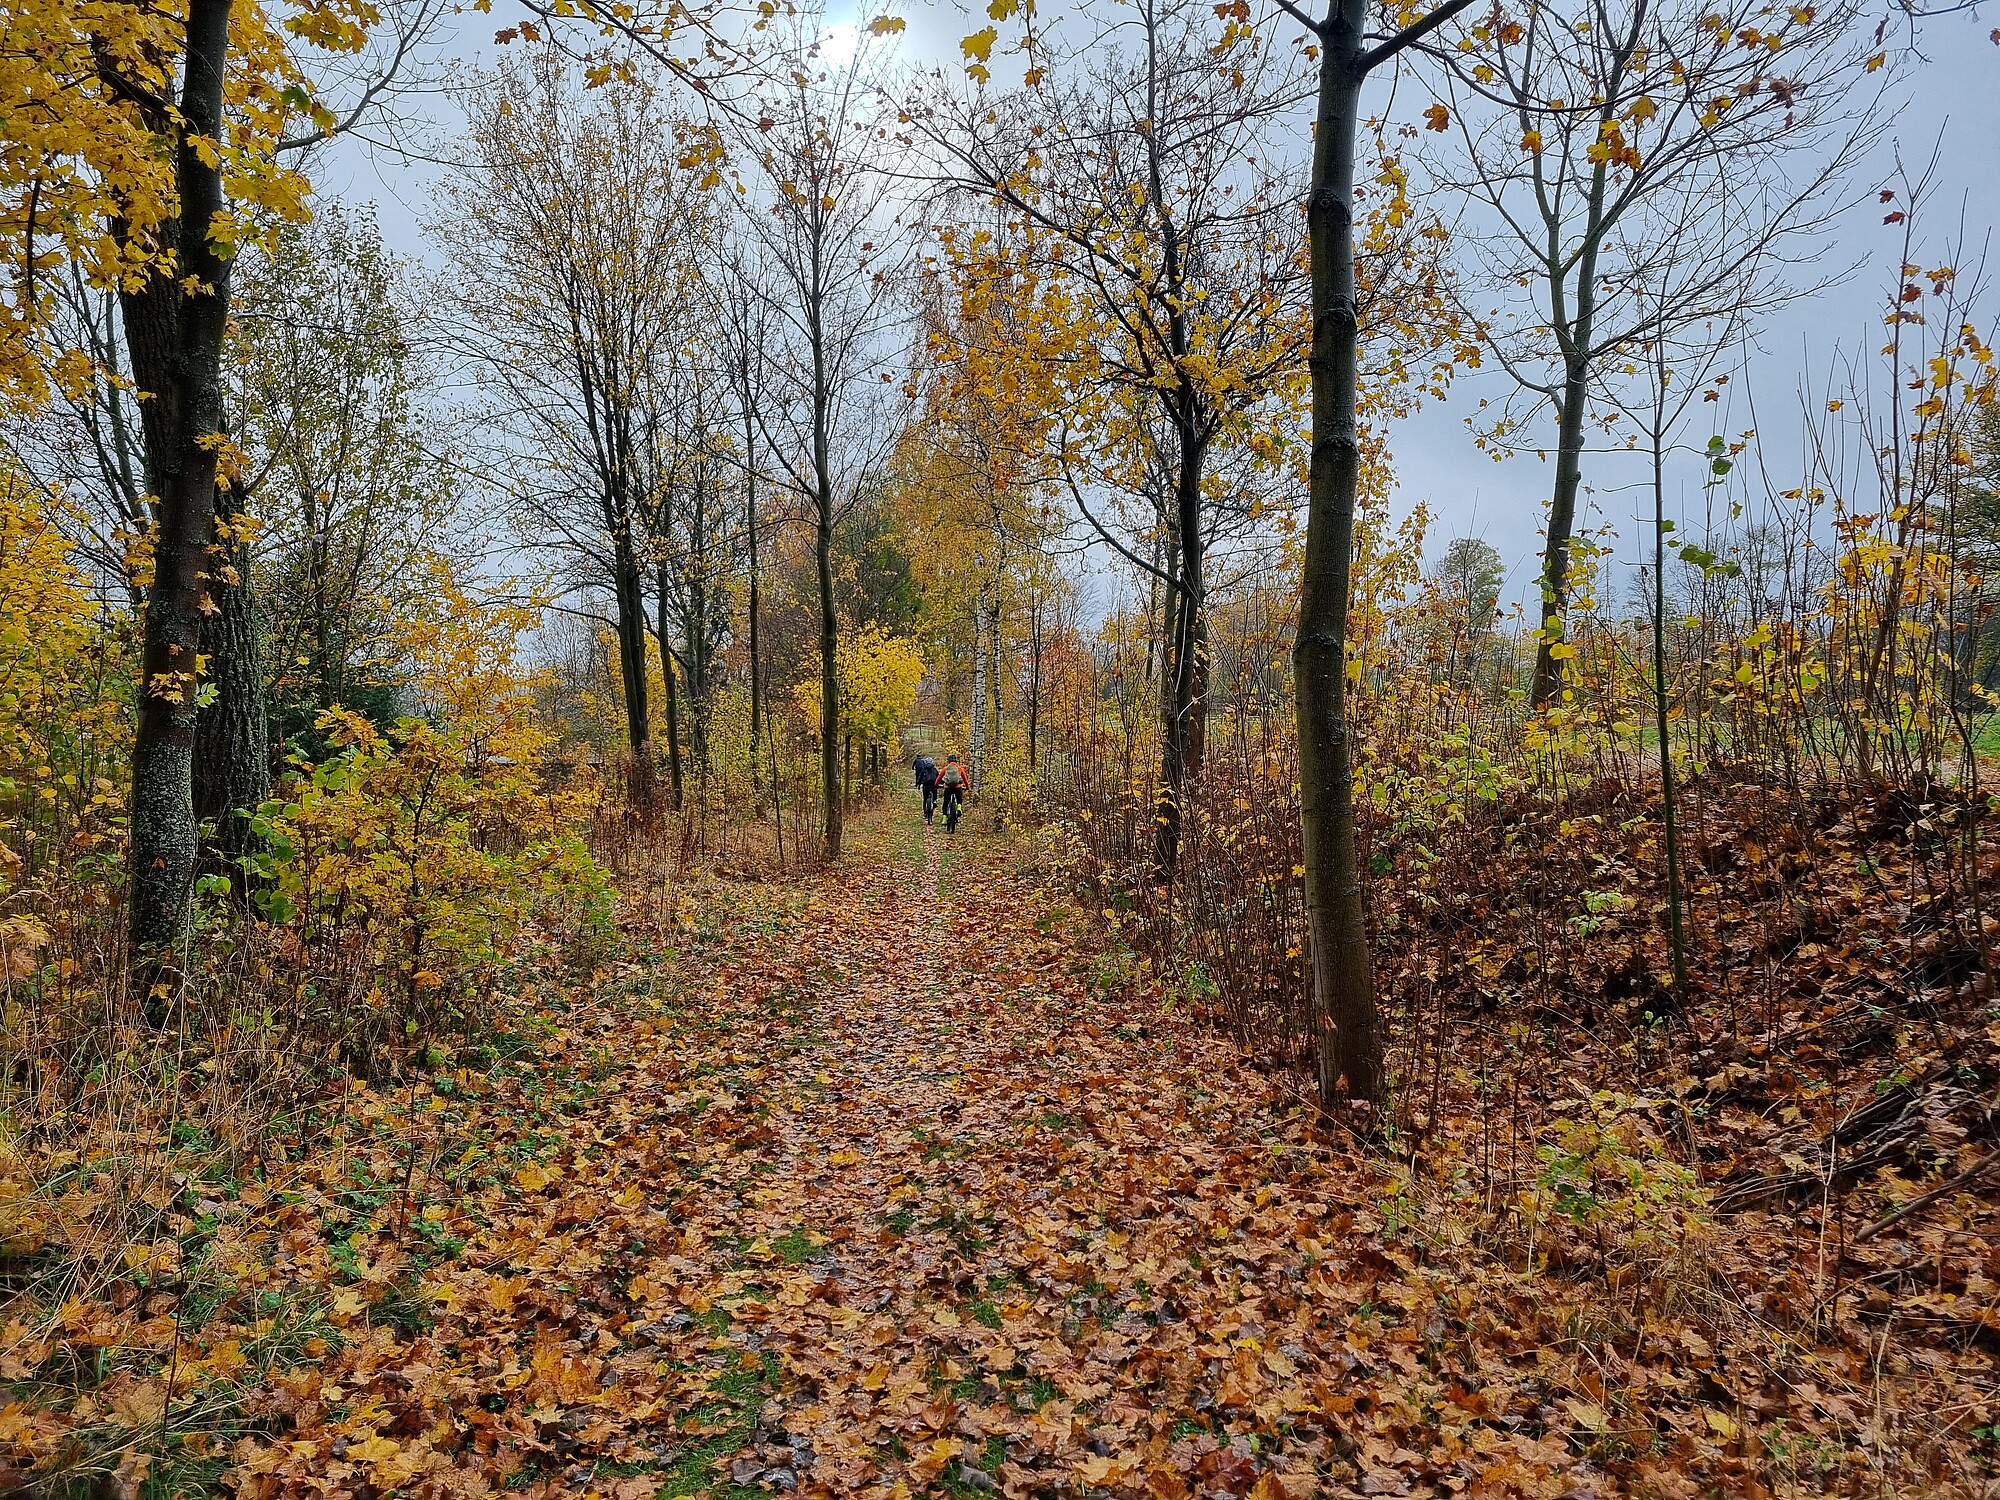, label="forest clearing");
[3,0,2000,1493]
